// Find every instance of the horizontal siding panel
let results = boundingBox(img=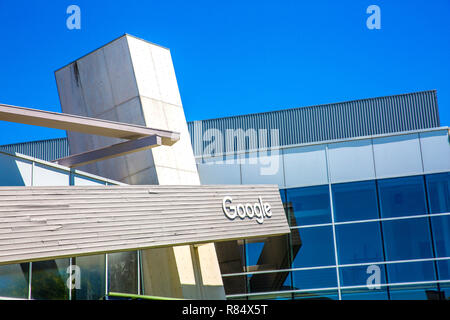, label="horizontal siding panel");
[0,185,290,265]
